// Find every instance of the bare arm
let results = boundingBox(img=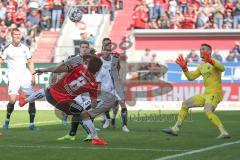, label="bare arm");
[34,64,70,75]
[27,58,35,74]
